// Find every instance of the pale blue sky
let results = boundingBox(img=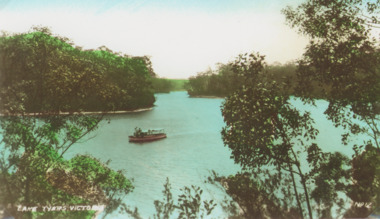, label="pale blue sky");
[0,0,307,78]
[2,0,296,12]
